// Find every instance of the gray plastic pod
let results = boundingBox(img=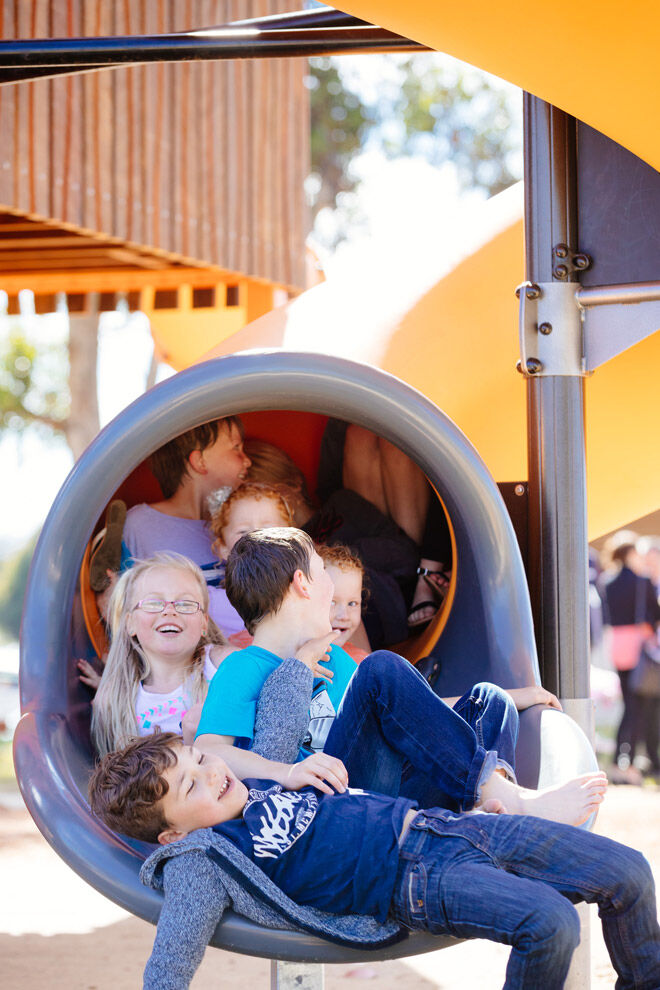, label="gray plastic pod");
[14,350,596,961]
